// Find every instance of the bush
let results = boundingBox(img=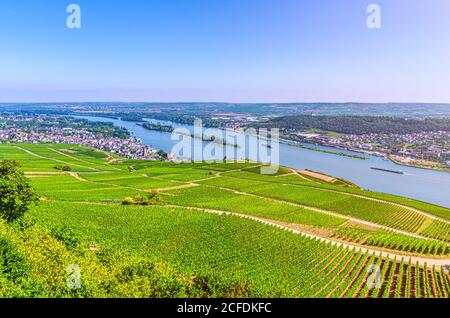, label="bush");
[0,237,30,283]
[142,191,165,206]
[122,197,135,205]
[122,192,165,206]
[51,225,82,250]
[134,195,143,204]
[54,165,72,171]
[10,215,37,232]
